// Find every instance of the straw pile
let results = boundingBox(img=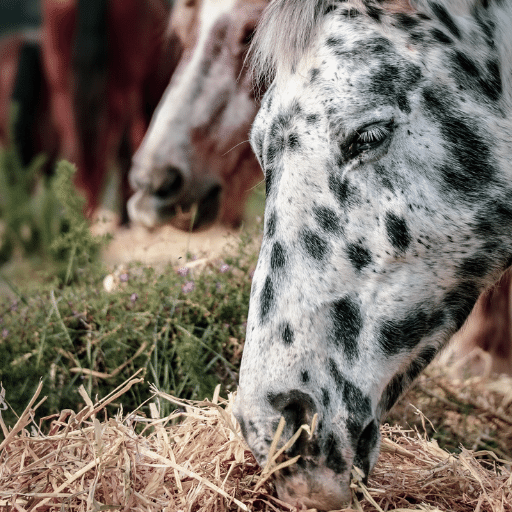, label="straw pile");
[0,370,511,512]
